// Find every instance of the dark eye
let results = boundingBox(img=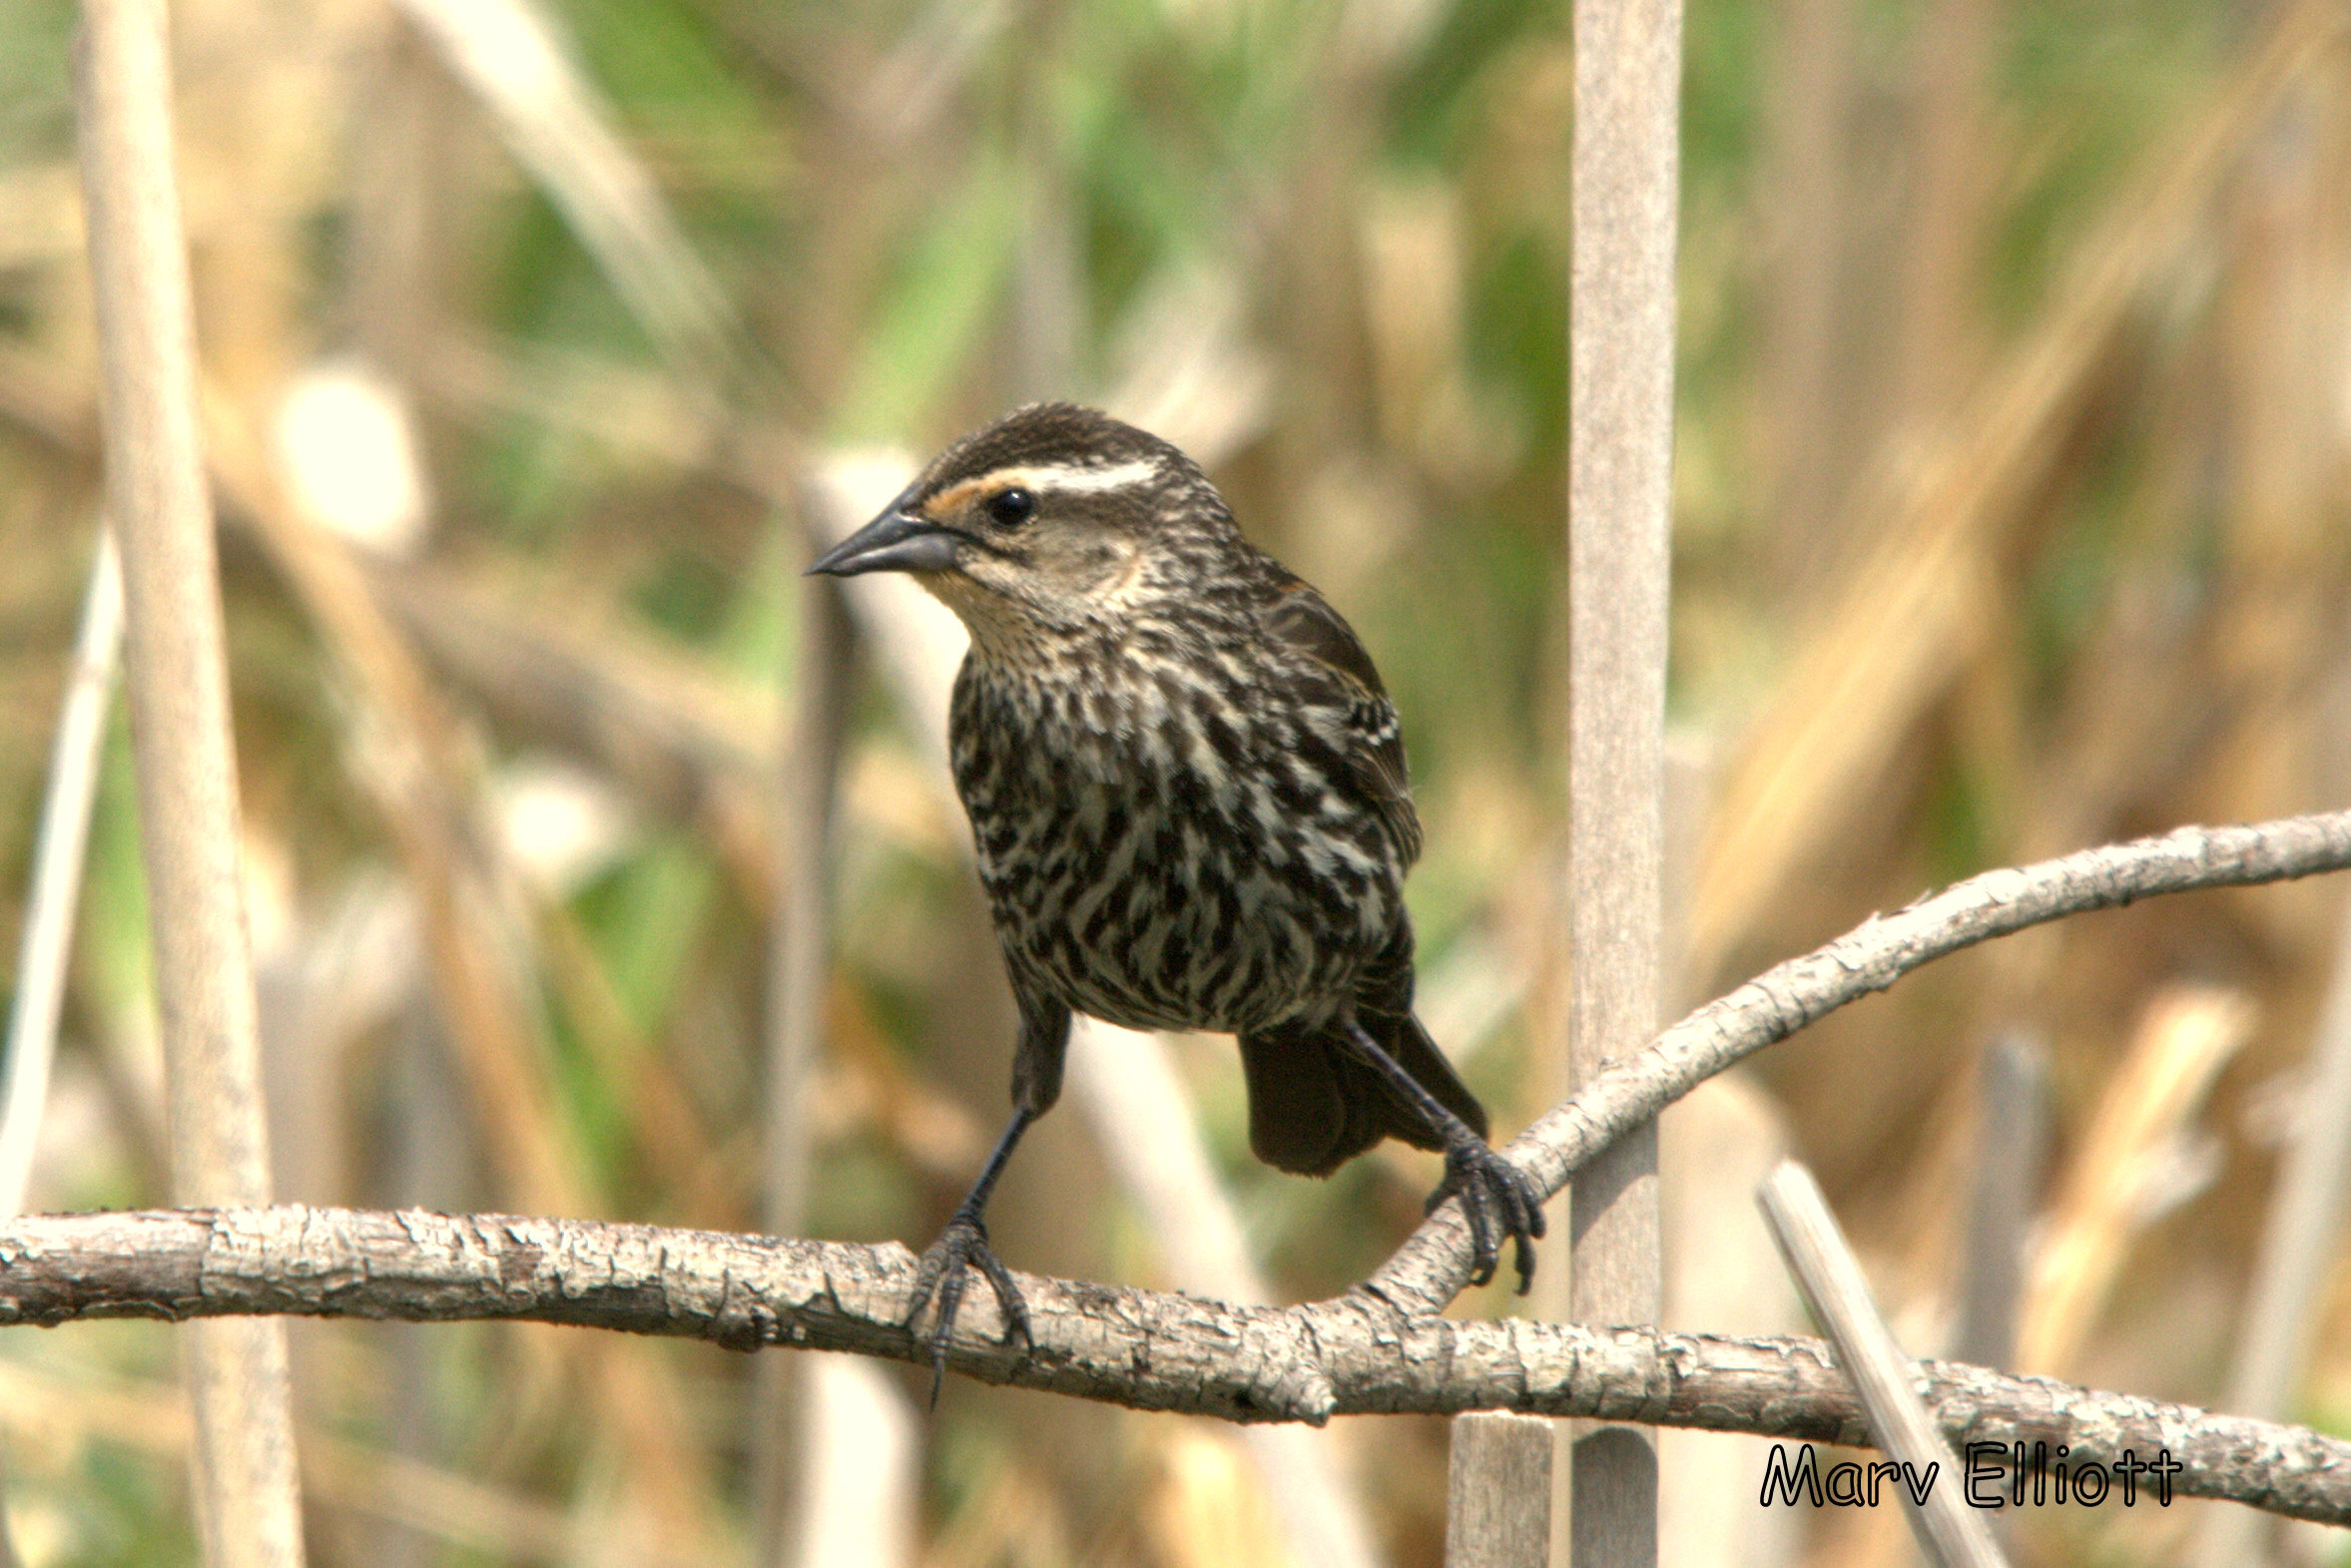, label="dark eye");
[984,487,1036,527]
